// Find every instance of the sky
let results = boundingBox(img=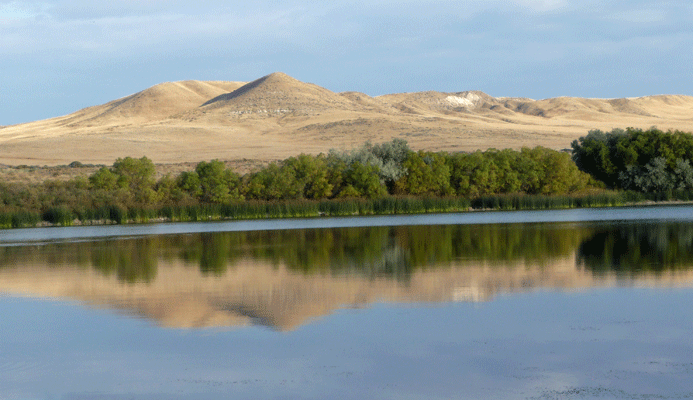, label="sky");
[1,0,692,125]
